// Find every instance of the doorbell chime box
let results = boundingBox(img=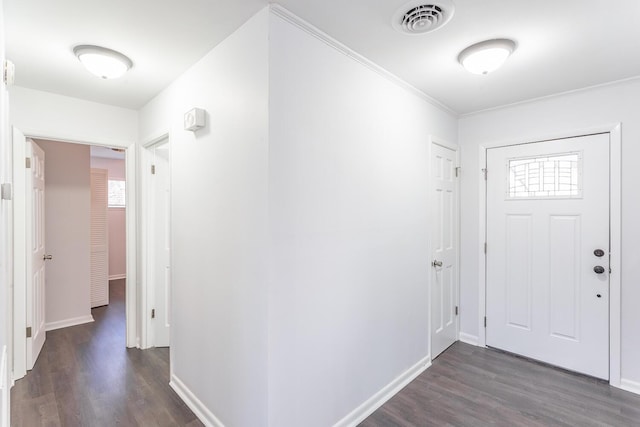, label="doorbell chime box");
[184,108,206,132]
